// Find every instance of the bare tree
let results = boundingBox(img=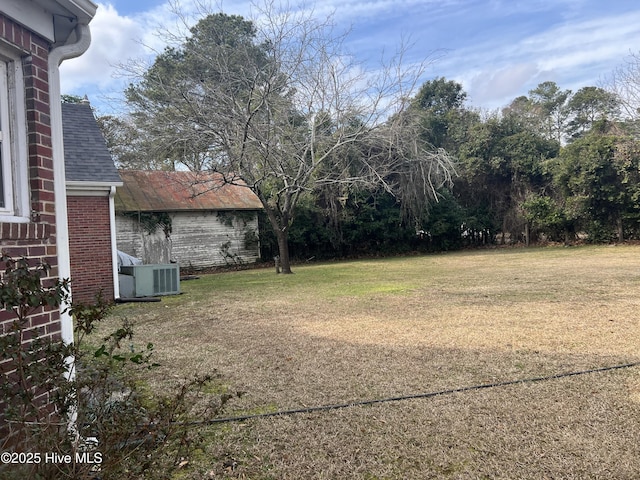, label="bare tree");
[124,1,455,273]
[607,51,640,121]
